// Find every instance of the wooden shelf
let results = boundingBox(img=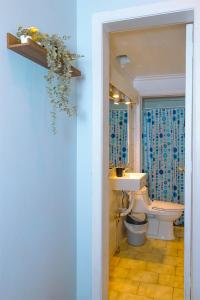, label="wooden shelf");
[7,33,81,77]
